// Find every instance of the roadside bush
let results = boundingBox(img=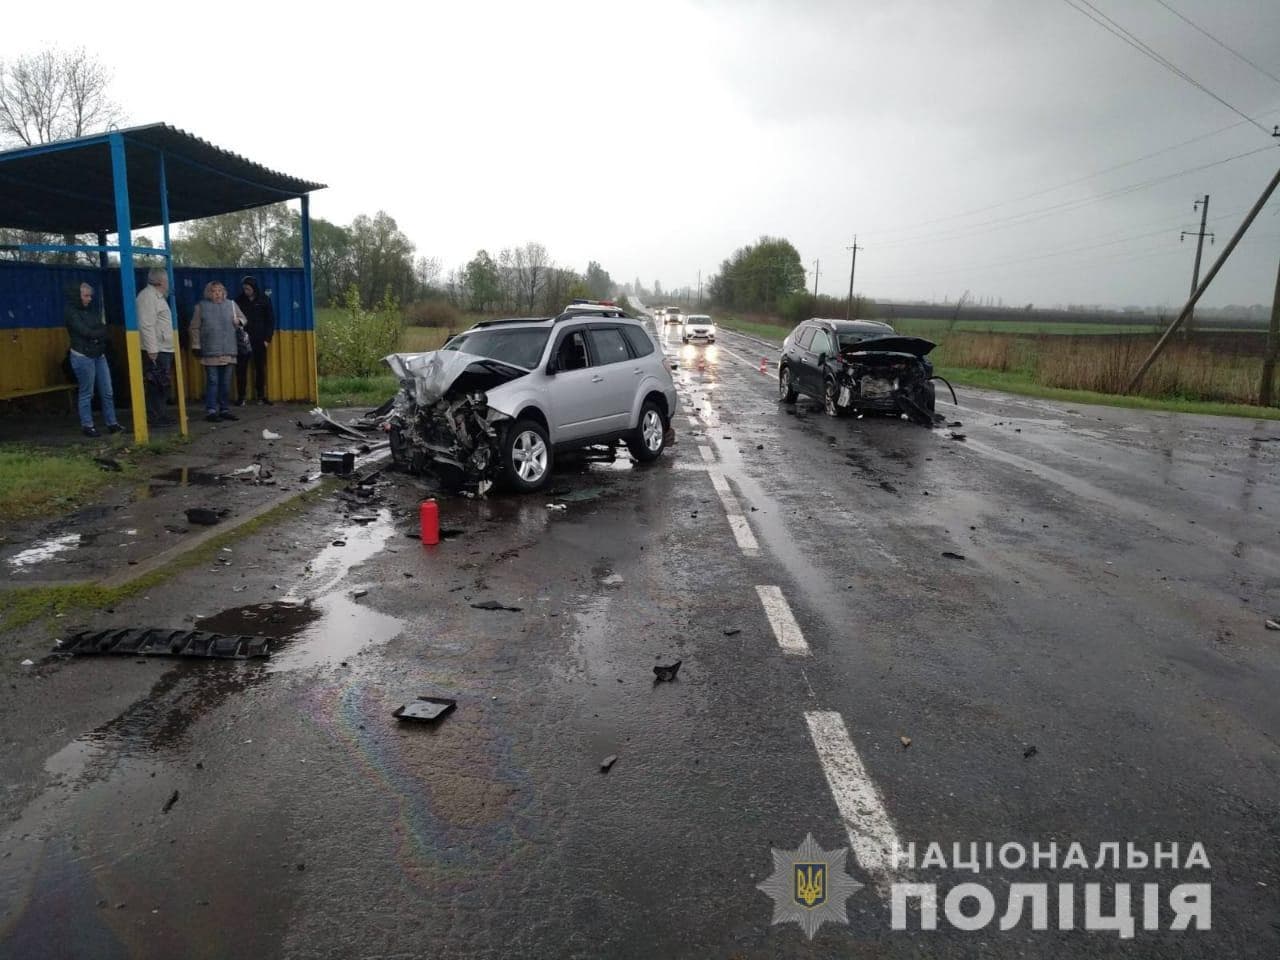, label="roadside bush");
[405,298,460,328]
[317,286,404,378]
